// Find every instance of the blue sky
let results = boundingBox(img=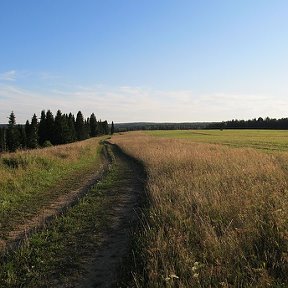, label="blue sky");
[1,0,288,123]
